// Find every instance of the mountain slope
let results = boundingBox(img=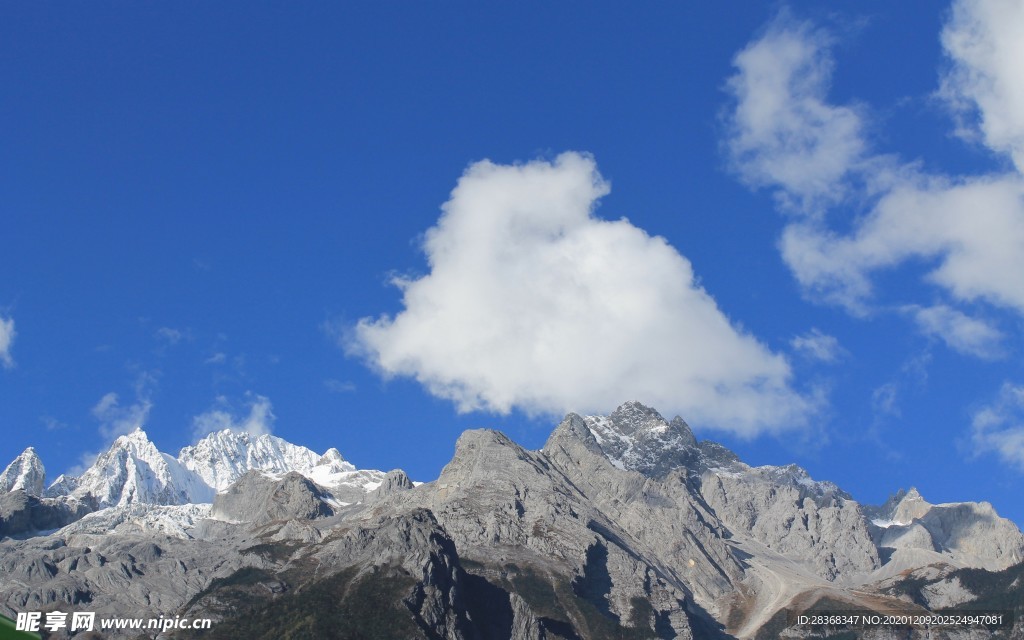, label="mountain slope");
[1,402,1022,639]
[62,429,211,507]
